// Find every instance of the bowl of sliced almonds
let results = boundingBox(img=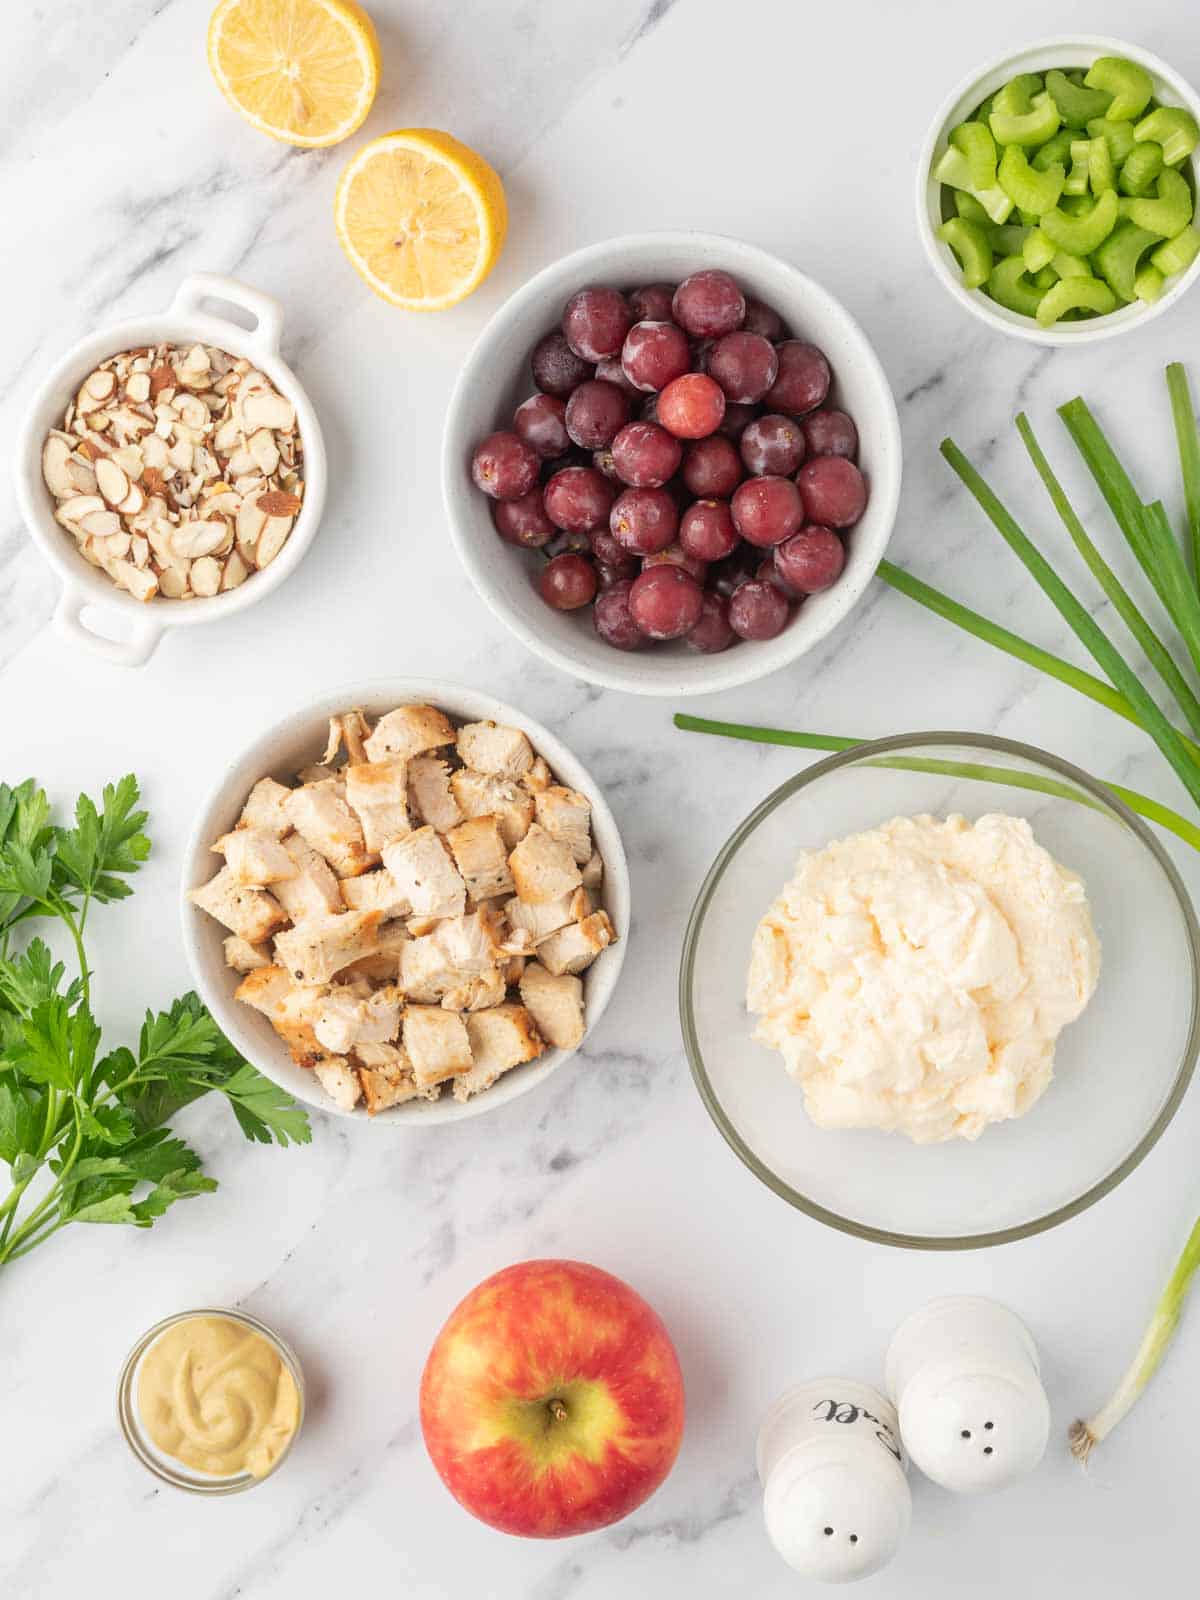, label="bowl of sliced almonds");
[15,272,326,666]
